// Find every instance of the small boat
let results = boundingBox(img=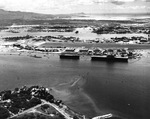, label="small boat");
[30,55,42,58]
